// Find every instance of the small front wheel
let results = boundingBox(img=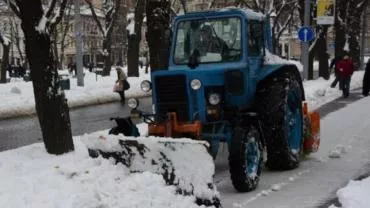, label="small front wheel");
[229,125,263,192]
